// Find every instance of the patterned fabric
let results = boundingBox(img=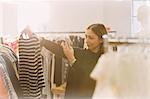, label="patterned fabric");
[18,35,45,98]
[0,63,18,99]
